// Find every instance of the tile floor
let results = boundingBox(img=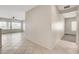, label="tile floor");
[0,33,78,54]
